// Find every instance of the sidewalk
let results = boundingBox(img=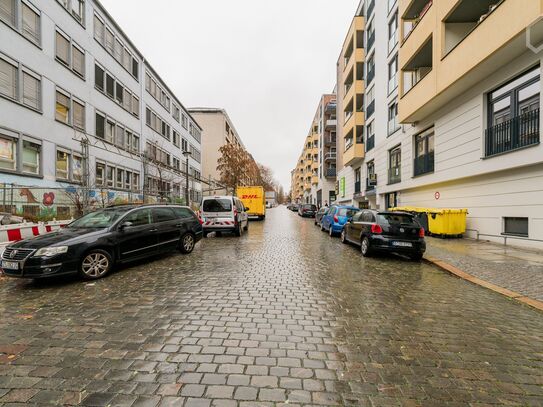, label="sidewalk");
[425,237,543,309]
